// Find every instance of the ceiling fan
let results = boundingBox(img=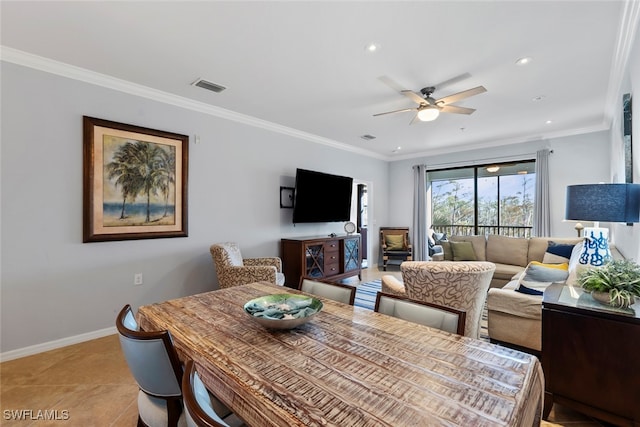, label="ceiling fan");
[374,83,487,124]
